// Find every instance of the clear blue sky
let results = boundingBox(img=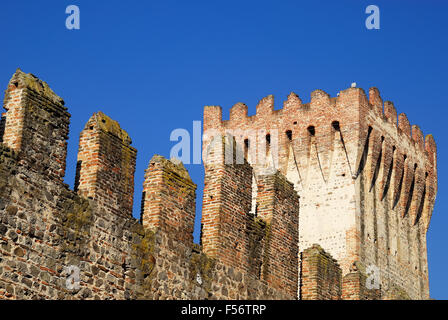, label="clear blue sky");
[0,0,447,299]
